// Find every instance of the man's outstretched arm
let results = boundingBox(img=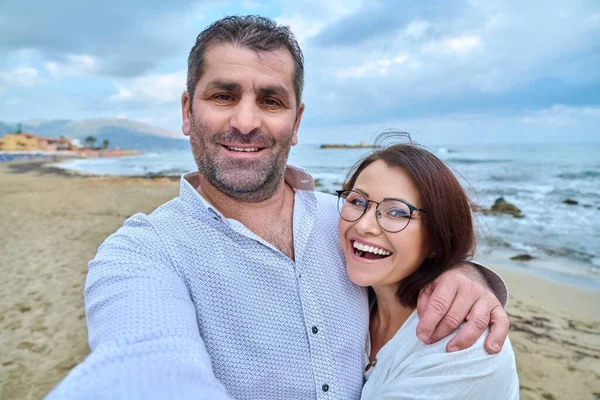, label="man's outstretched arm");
[415,262,510,354]
[46,214,232,400]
